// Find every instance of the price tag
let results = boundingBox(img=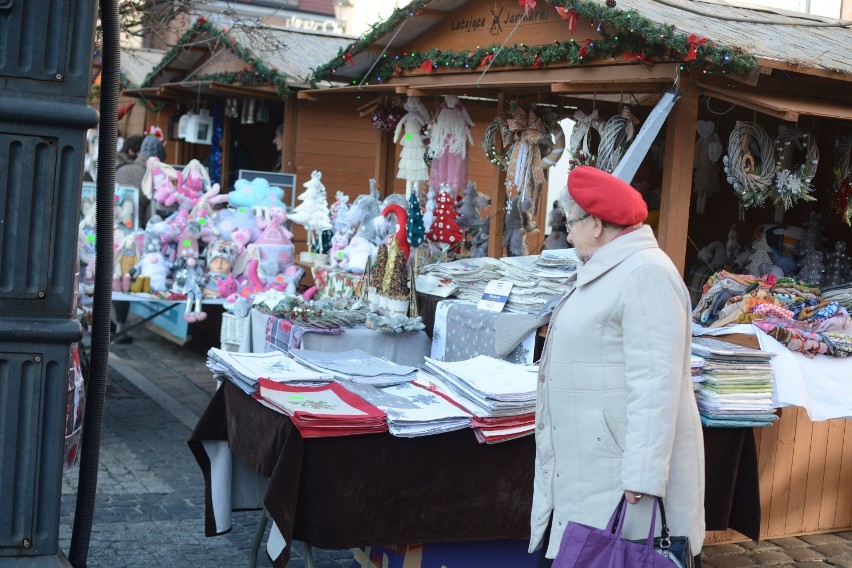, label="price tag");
[478,280,513,312]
